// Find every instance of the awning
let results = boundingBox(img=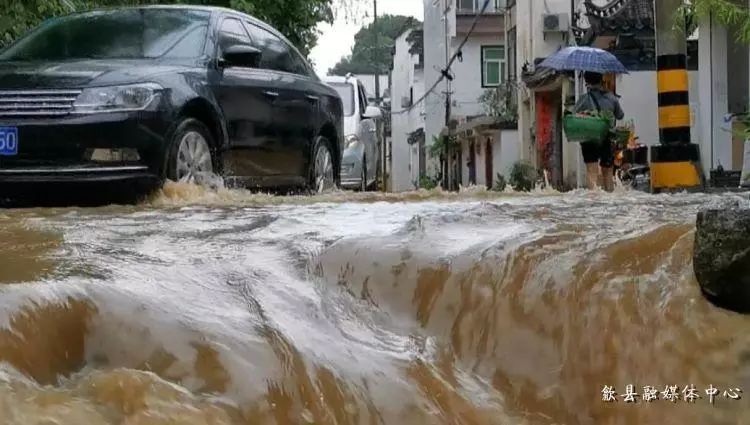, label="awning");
[407,128,425,145]
[522,66,566,92]
[442,116,517,139]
